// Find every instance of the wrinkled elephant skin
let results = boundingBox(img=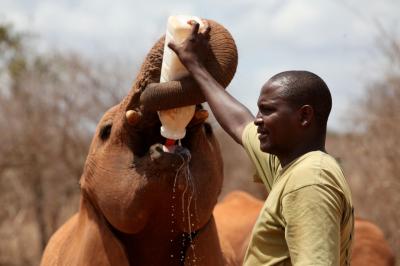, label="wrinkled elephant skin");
[41,34,227,265]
